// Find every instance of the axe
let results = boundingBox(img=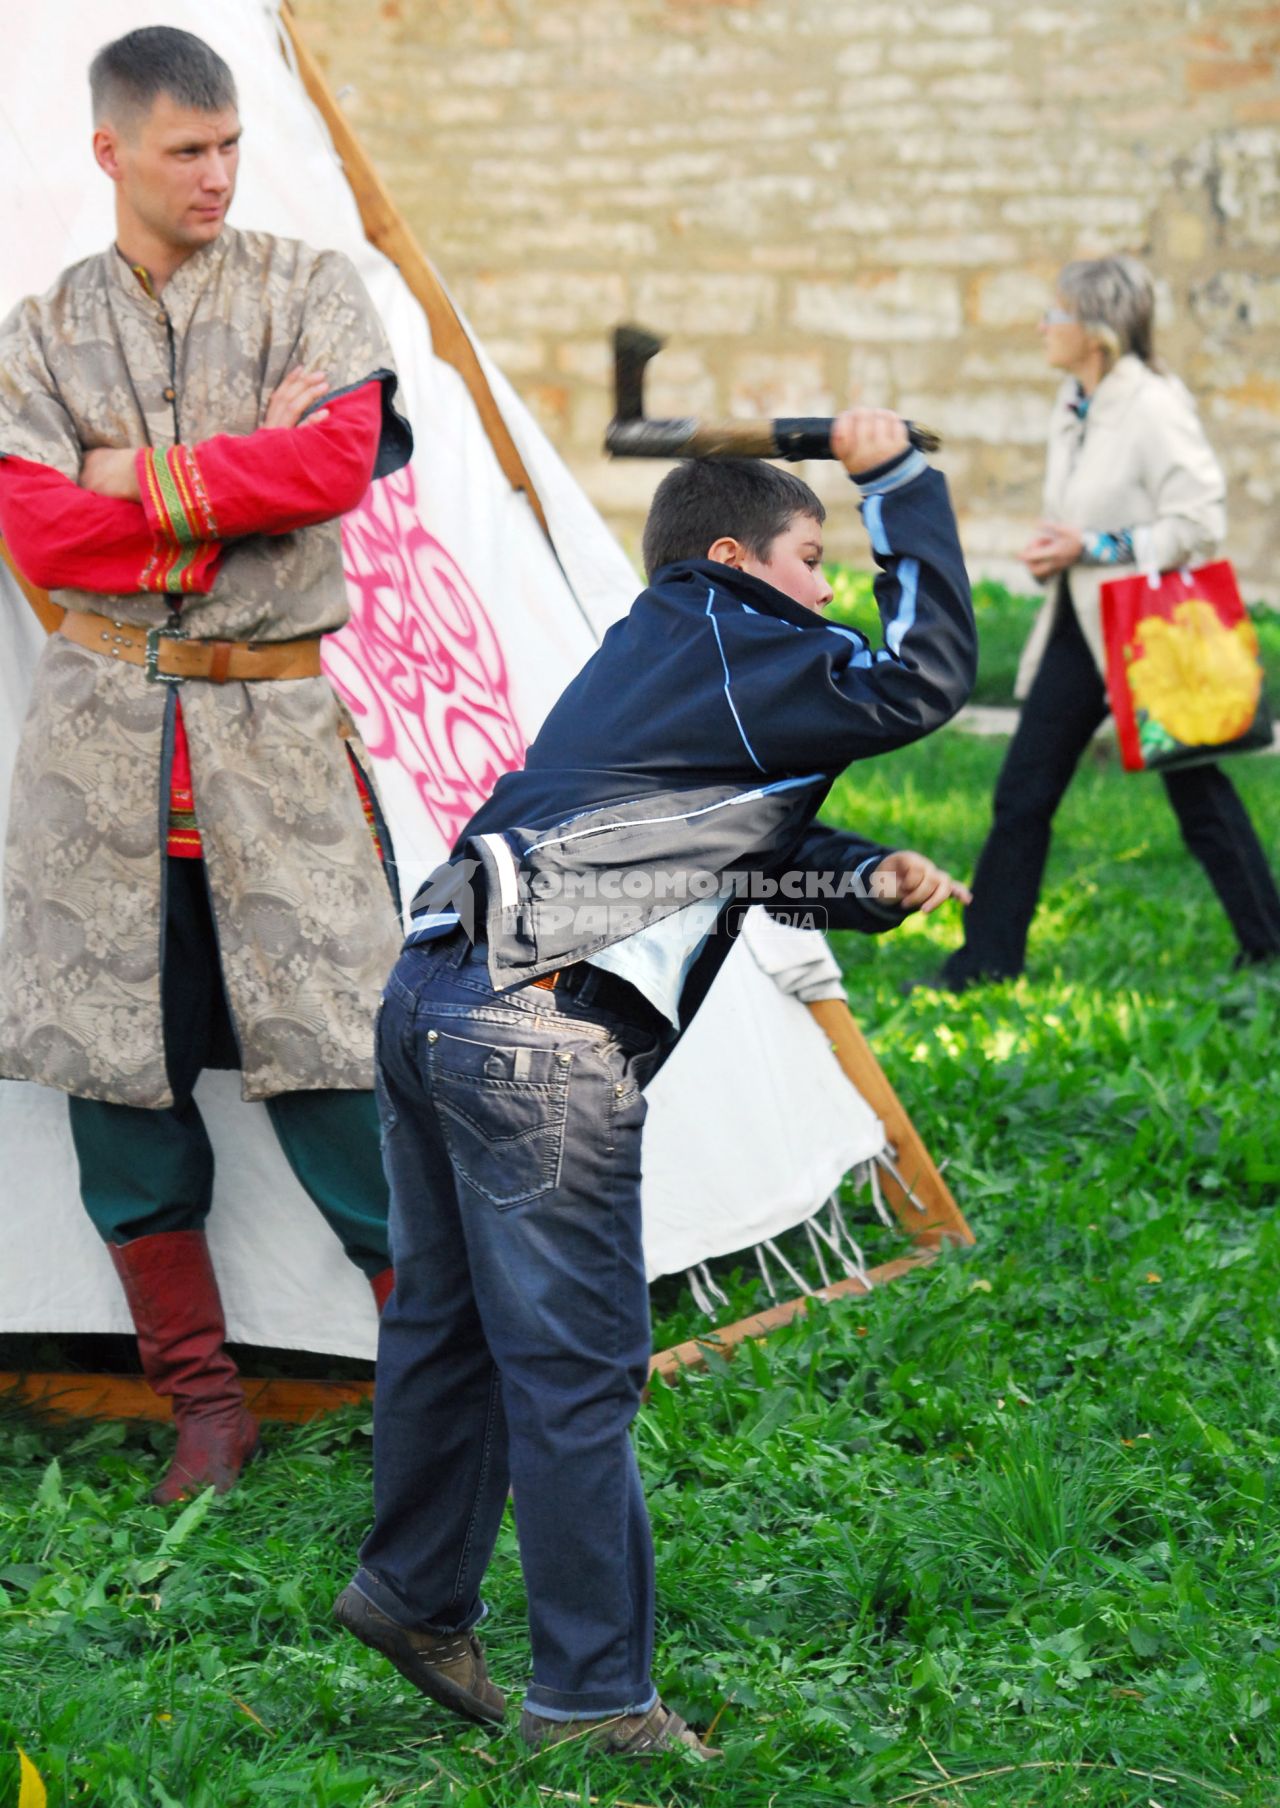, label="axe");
[605,323,941,462]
